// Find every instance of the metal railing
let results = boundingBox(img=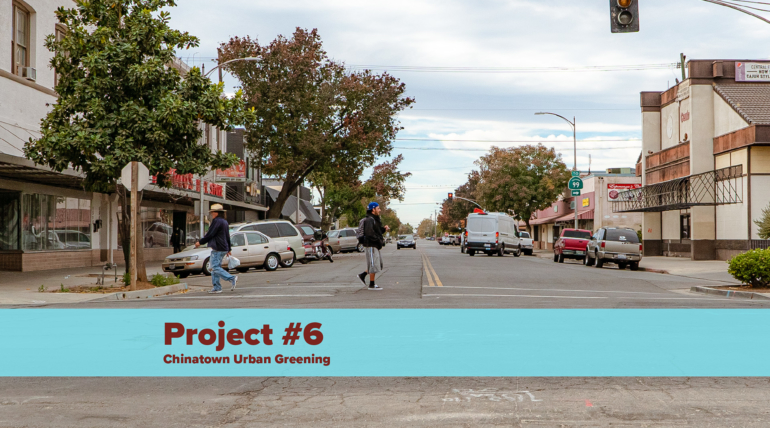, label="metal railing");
[224,185,245,203]
[613,165,743,213]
